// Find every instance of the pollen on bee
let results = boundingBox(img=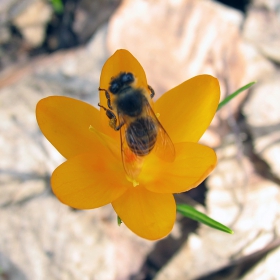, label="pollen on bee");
[109,118,116,129]
[156,113,160,118]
